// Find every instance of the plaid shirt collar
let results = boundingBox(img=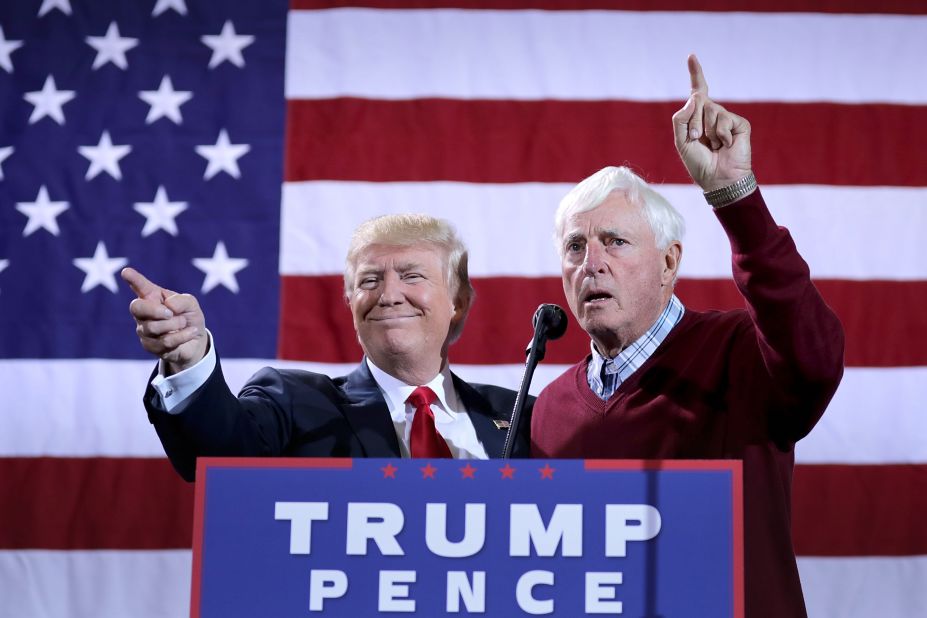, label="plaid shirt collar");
[586,294,685,401]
